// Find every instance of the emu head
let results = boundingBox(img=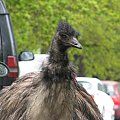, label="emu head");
[55,21,82,51]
